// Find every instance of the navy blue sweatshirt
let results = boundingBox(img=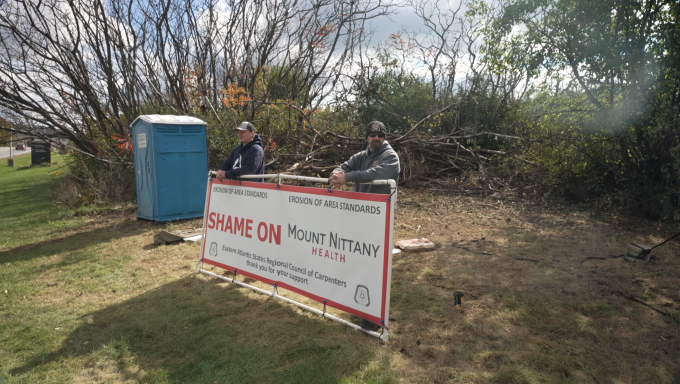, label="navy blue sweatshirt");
[218,135,265,182]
